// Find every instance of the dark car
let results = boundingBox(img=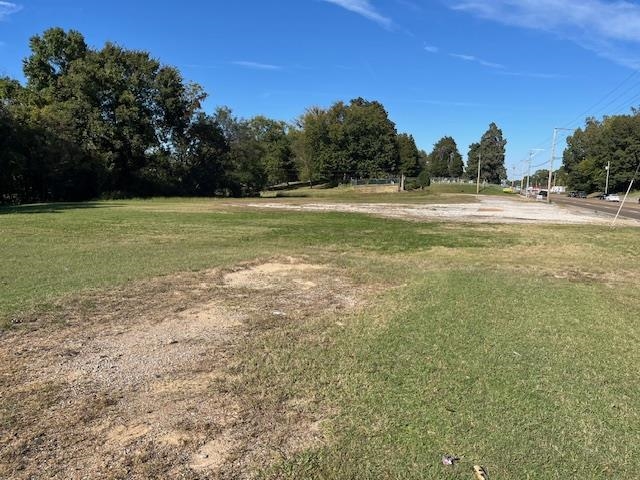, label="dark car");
[577,191,587,198]
[568,191,577,197]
